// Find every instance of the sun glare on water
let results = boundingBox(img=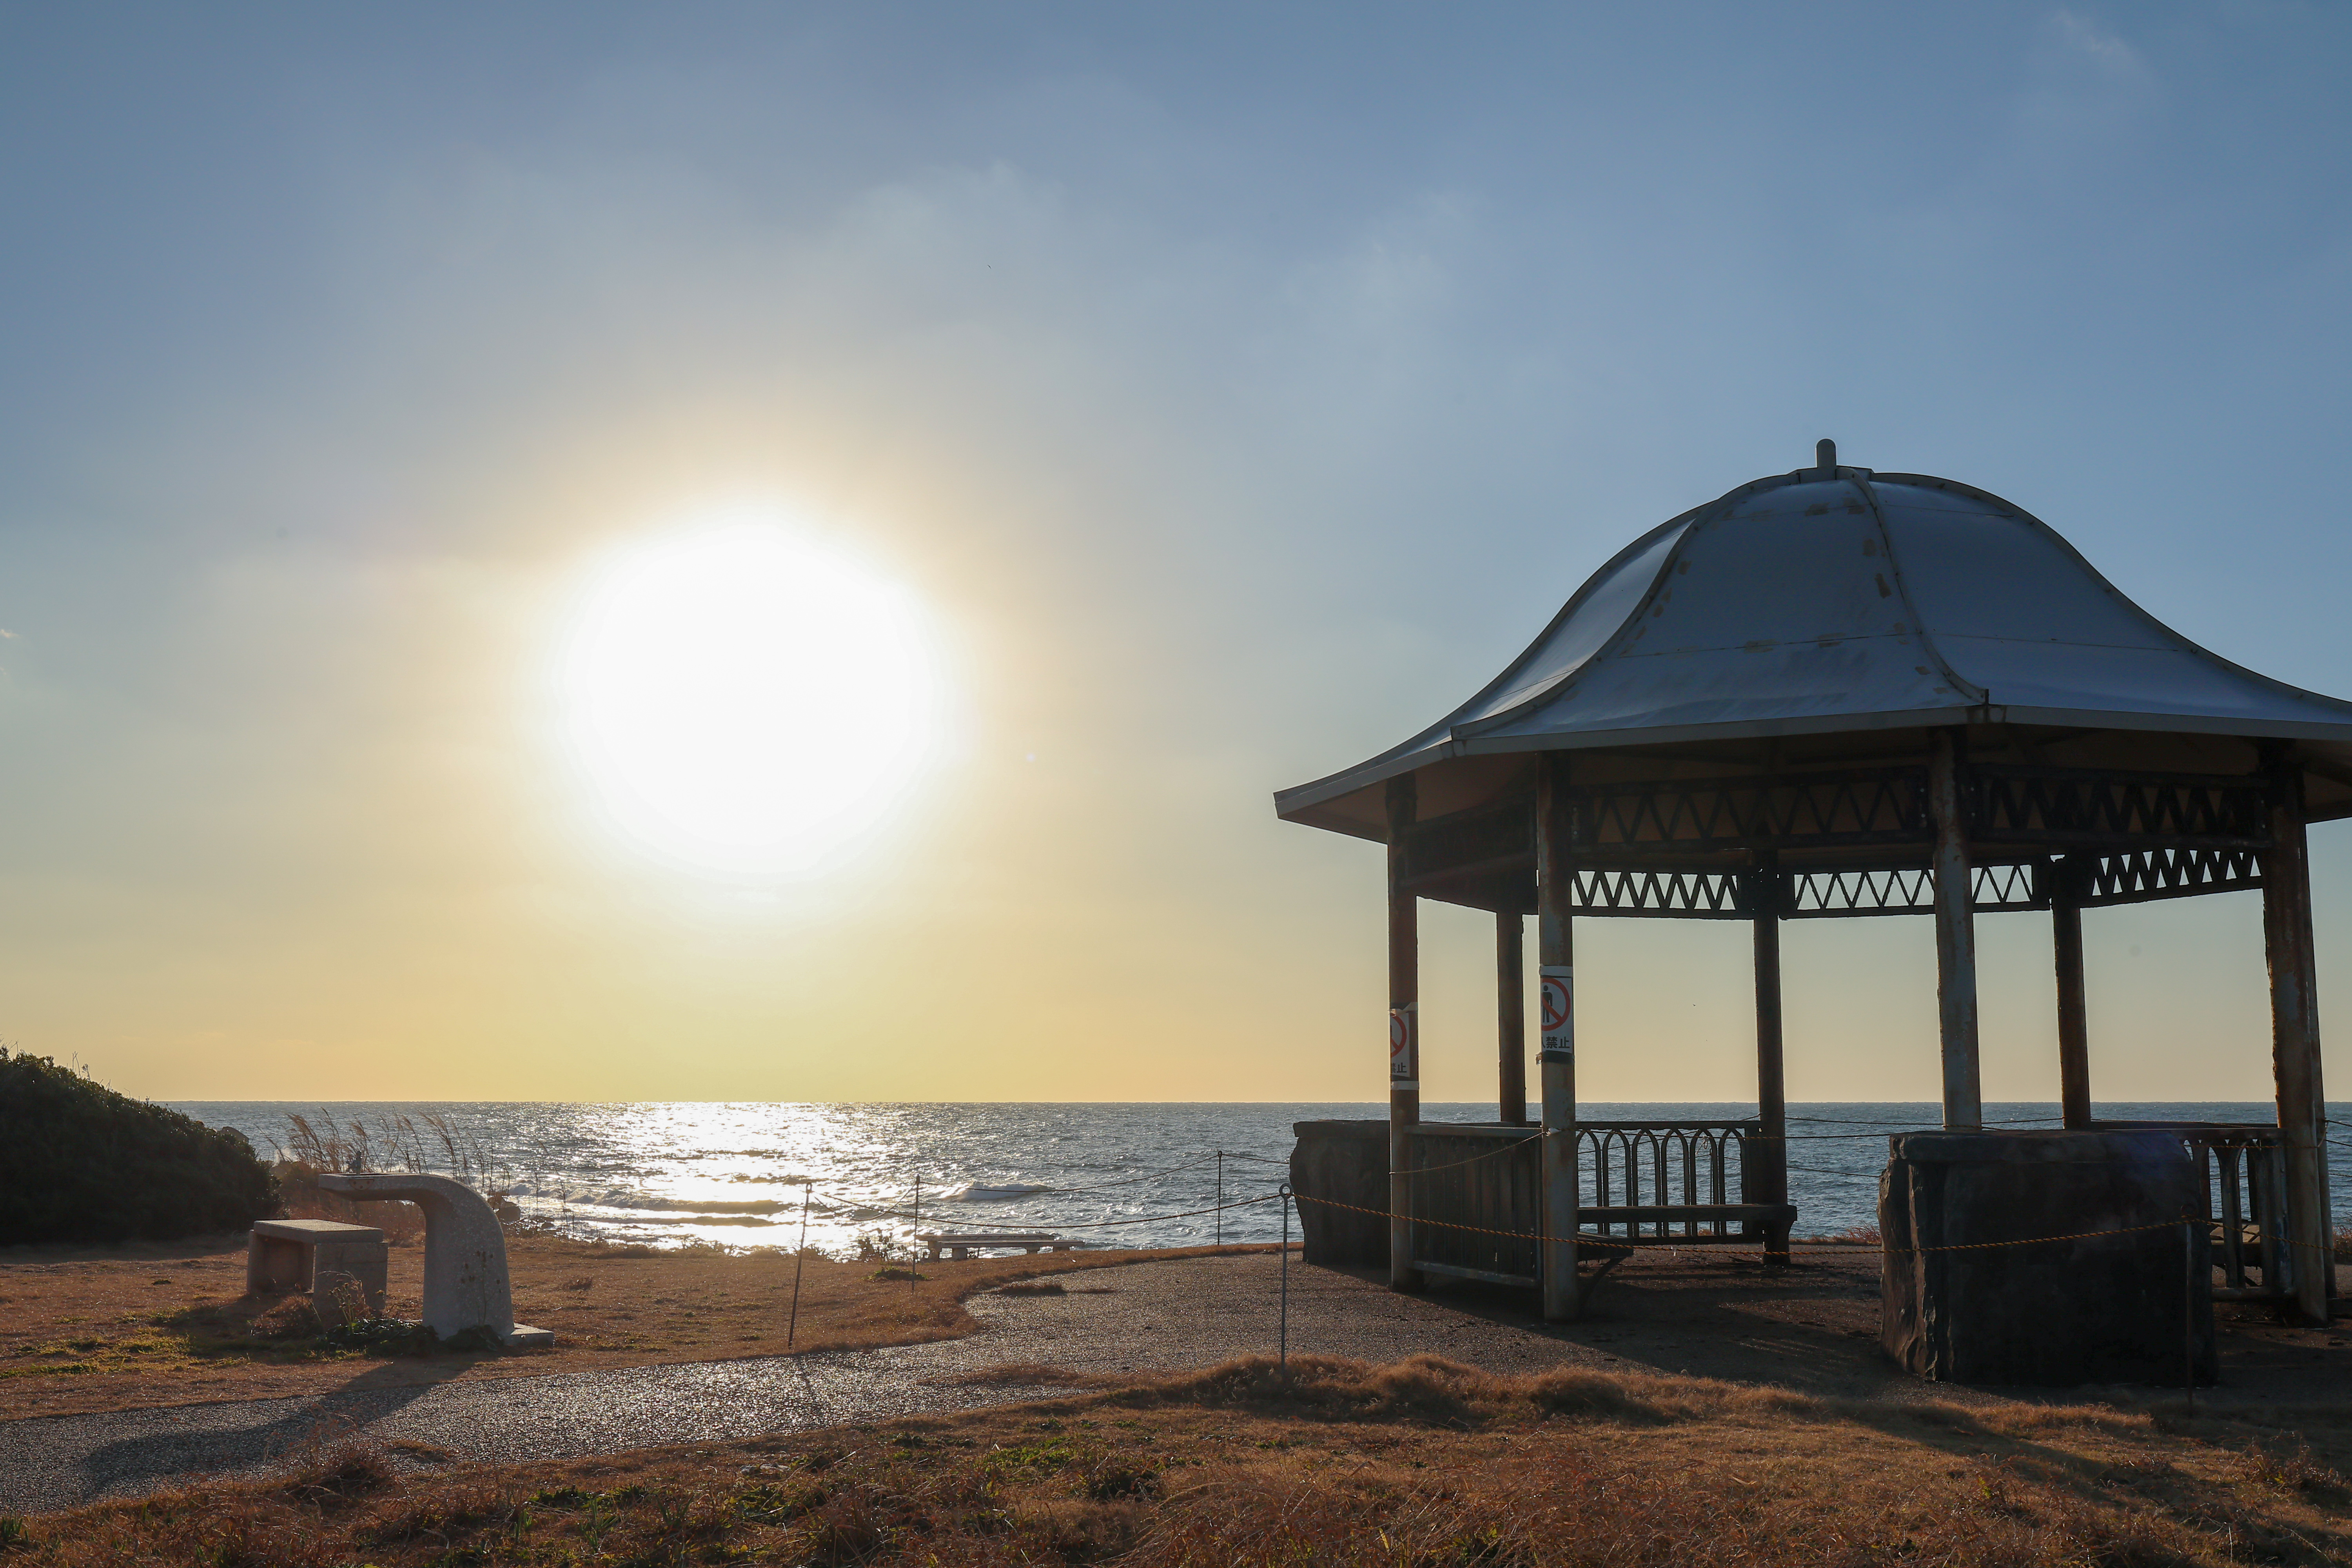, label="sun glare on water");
[561,514,944,877]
